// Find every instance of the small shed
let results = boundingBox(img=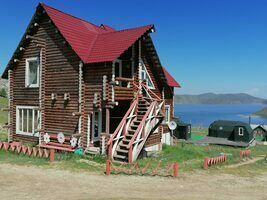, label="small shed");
[250,124,267,141]
[208,120,254,143]
[173,118,191,140]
